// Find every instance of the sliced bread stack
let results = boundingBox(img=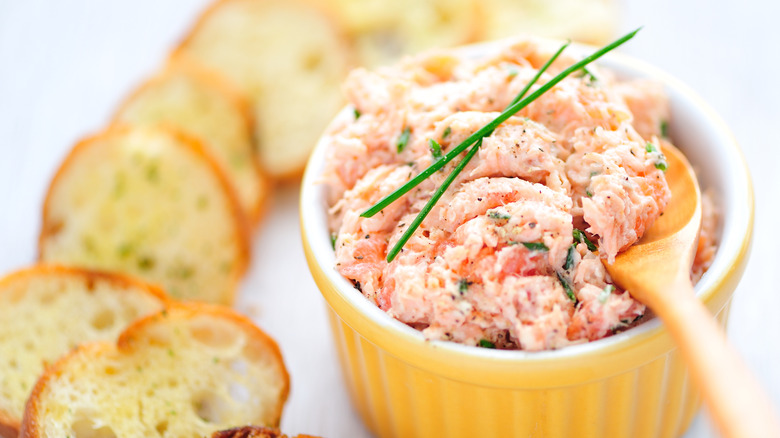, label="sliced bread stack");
[478,0,617,45]
[19,302,289,438]
[318,0,481,68]
[175,0,353,179]
[114,58,269,225]
[0,265,169,437]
